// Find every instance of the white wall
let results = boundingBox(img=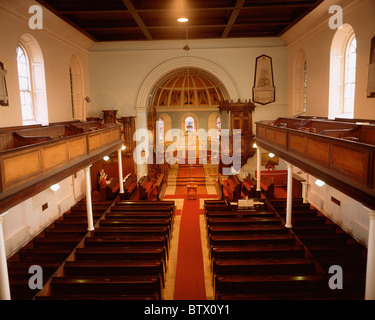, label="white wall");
[292,167,370,246]
[0,0,93,127]
[283,0,375,118]
[88,37,289,122]
[2,172,86,257]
